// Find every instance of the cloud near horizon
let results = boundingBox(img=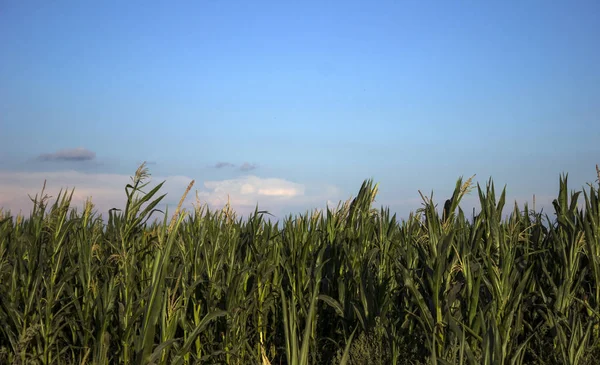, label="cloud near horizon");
[0,170,343,219]
[198,176,304,207]
[38,147,96,162]
[0,170,560,222]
